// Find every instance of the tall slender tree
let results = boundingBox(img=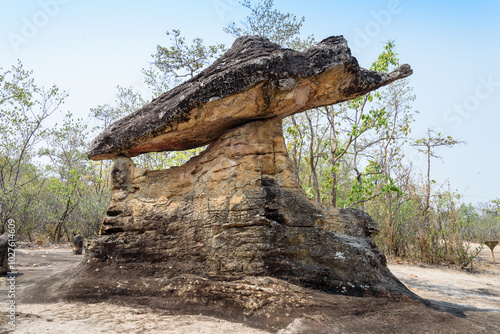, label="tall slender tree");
[412,129,465,217]
[0,61,66,233]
